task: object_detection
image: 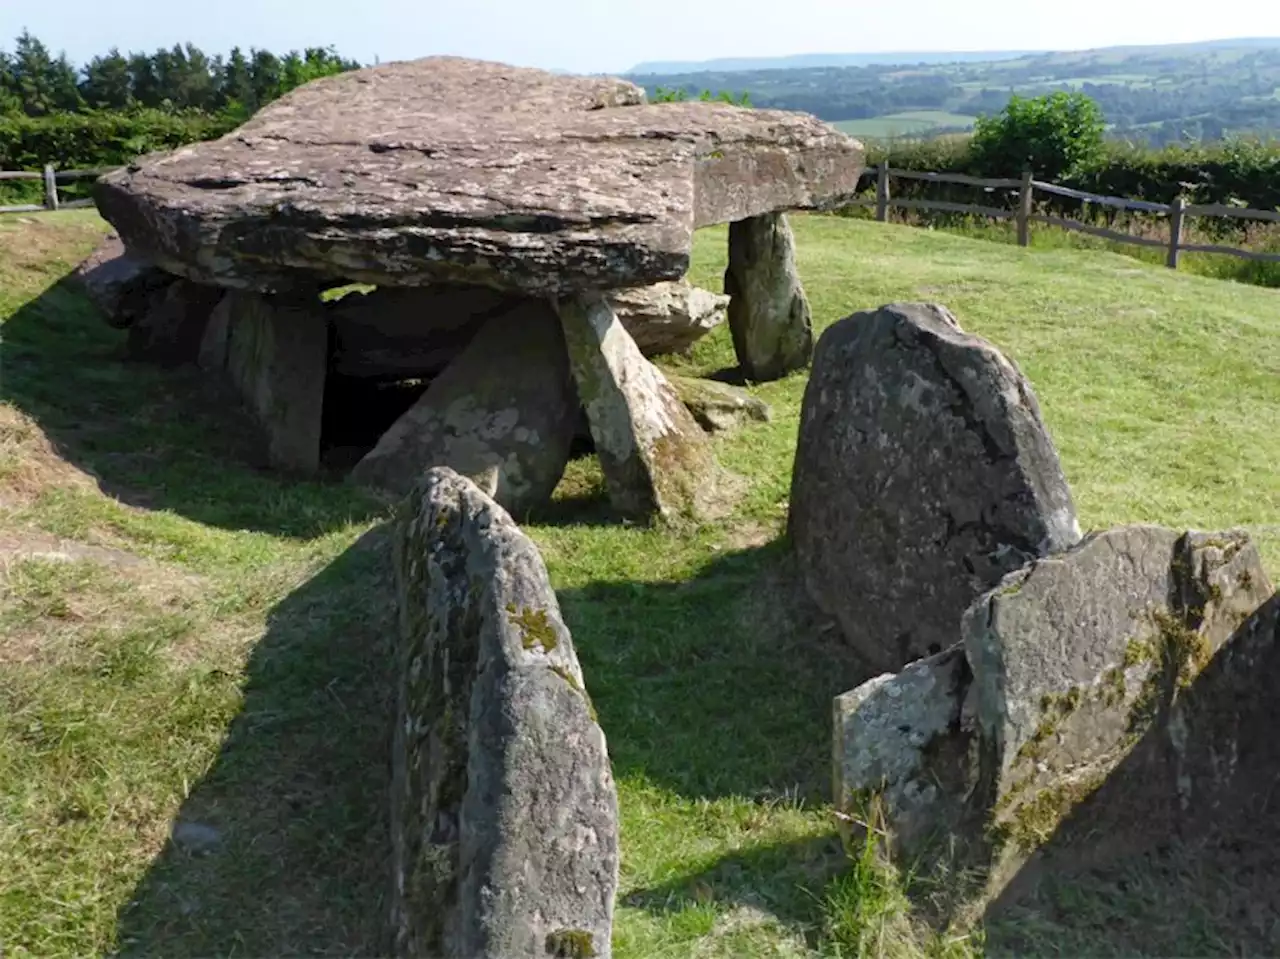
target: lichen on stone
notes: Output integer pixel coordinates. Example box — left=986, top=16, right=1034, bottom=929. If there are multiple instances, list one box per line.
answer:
left=507, top=602, right=559, bottom=652
left=545, top=928, right=596, bottom=958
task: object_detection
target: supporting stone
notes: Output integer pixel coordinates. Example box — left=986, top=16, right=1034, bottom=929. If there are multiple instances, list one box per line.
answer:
left=350, top=299, right=578, bottom=515
left=126, top=278, right=223, bottom=367
left=213, top=291, right=328, bottom=472
left=392, top=467, right=618, bottom=958
left=72, top=234, right=177, bottom=330
left=724, top=213, right=814, bottom=381
left=555, top=295, right=718, bottom=522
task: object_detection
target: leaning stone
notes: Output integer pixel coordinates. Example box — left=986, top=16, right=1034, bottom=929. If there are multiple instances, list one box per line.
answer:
left=556, top=294, right=719, bottom=521
left=608, top=280, right=729, bottom=356
left=834, top=645, right=975, bottom=859
left=93, top=57, right=863, bottom=294
left=668, top=374, right=771, bottom=434
left=126, top=278, right=224, bottom=367
left=392, top=467, right=618, bottom=959
left=724, top=213, right=814, bottom=381
left=218, top=292, right=328, bottom=472
left=71, top=234, right=176, bottom=329
left=350, top=299, right=578, bottom=514
left=789, top=302, right=1081, bottom=673
left=329, top=285, right=511, bottom=380
left=962, top=525, right=1273, bottom=892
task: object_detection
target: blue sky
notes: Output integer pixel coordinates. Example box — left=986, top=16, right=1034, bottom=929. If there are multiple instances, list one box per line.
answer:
left=3, top=0, right=1279, bottom=74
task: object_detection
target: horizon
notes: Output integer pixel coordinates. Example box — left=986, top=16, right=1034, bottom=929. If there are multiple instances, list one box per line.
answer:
left=2, top=0, right=1279, bottom=75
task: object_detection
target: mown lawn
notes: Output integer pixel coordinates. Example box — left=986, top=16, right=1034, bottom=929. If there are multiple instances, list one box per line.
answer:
left=0, top=210, right=1276, bottom=958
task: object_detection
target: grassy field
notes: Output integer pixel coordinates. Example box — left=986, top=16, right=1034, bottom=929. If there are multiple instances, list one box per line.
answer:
left=1, top=210, right=1277, bottom=958
left=834, top=111, right=975, bottom=139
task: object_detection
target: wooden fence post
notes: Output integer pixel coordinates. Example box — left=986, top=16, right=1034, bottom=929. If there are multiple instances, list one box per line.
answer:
left=1017, top=171, right=1034, bottom=247
left=875, top=160, right=890, bottom=222
left=1166, top=197, right=1185, bottom=269
left=42, top=164, right=58, bottom=211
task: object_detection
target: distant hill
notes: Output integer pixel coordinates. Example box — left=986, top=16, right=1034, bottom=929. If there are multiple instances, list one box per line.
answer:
left=628, top=51, right=1036, bottom=75
left=627, top=37, right=1280, bottom=76
left=627, top=37, right=1280, bottom=146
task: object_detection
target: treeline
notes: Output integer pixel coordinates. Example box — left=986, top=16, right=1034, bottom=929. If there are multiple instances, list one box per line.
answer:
left=0, top=30, right=360, bottom=117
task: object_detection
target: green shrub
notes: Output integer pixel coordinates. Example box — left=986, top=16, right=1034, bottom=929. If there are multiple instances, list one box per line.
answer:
left=970, top=92, right=1106, bottom=181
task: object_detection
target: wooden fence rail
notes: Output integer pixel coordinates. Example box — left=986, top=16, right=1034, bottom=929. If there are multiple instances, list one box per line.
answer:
left=0, top=165, right=117, bottom=214
left=863, top=160, right=1280, bottom=268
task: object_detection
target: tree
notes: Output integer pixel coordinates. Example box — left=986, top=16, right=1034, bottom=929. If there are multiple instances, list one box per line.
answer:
left=970, top=91, right=1106, bottom=180
left=81, top=49, right=133, bottom=109
left=9, top=29, right=82, bottom=115
left=220, top=47, right=256, bottom=110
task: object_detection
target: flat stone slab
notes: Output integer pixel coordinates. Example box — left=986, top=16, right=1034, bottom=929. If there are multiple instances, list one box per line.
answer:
left=351, top=299, right=578, bottom=514
left=93, top=57, right=863, bottom=294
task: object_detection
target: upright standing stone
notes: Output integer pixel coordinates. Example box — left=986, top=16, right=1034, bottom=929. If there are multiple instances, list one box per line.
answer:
left=724, top=213, right=814, bottom=381
left=350, top=299, right=578, bottom=515
left=556, top=295, right=718, bottom=522
left=212, top=292, right=328, bottom=472
left=790, top=303, right=1081, bottom=673
left=392, top=468, right=619, bottom=959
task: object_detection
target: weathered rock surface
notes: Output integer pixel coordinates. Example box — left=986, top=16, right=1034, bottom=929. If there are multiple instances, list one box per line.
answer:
left=350, top=300, right=578, bottom=513
left=790, top=302, right=1081, bottom=673
left=831, top=524, right=1276, bottom=901
left=724, top=213, right=813, bottom=381
left=204, top=291, right=328, bottom=471
left=834, top=646, right=974, bottom=857
left=93, top=57, right=863, bottom=294
left=608, top=280, right=729, bottom=356
left=557, top=295, right=719, bottom=521
left=71, top=234, right=176, bottom=329
left=965, top=526, right=1273, bottom=868
left=668, top=374, right=772, bottom=434
left=392, top=467, right=618, bottom=959
left=126, top=277, right=224, bottom=366
left=328, top=285, right=509, bottom=380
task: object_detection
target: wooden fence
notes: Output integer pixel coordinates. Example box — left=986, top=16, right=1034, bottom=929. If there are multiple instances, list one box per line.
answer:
left=0, top=165, right=117, bottom=214
left=849, top=161, right=1280, bottom=269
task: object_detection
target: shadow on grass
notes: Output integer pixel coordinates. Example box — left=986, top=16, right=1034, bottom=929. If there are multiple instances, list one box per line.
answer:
left=560, top=537, right=871, bottom=804
left=1, top=278, right=384, bottom=538
left=114, top=526, right=397, bottom=957
left=983, top=595, right=1280, bottom=958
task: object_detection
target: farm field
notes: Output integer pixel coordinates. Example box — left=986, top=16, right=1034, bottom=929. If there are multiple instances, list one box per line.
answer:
left=1, top=210, right=1277, bottom=957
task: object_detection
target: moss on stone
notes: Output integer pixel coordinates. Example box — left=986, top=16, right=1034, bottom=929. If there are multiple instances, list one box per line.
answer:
left=1153, top=608, right=1213, bottom=689
left=1018, top=685, right=1083, bottom=763
left=1002, top=770, right=1107, bottom=853
left=545, top=928, right=596, bottom=958
left=507, top=603, right=558, bottom=652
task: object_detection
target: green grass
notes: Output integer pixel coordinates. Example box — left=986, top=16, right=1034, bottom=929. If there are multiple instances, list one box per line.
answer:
left=1, top=209, right=1278, bottom=957
left=834, top=112, right=975, bottom=139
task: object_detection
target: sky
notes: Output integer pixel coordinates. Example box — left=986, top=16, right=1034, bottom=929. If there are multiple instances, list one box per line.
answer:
left=3, top=0, right=1280, bottom=75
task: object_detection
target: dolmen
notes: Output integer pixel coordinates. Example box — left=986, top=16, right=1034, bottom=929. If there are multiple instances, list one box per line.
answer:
left=88, top=56, right=865, bottom=521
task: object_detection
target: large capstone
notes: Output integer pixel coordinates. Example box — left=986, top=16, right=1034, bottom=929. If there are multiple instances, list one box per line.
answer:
left=350, top=299, right=578, bottom=515
left=92, top=57, right=863, bottom=295
left=832, top=524, right=1276, bottom=902
left=724, top=213, right=814, bottom=381
left=392, top=467, right=619, bottom=958
left=556, top=294, right=719, bottom=522
left=790, top=302, right=1081, bottom=673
